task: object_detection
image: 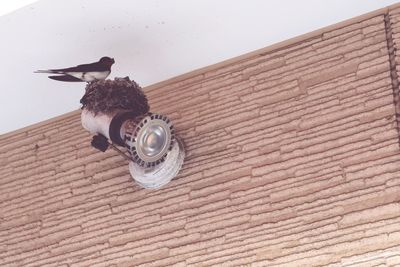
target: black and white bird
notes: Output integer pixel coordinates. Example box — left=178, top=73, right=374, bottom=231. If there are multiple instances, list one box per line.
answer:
left=35, top=56, right=115, bottom=82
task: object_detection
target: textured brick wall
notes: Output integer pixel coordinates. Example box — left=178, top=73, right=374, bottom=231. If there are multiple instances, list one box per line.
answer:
left=2, top=4, right=400, bottom=267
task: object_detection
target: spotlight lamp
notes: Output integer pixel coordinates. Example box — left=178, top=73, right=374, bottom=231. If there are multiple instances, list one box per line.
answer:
left=80, top=77, right=185, bottom=189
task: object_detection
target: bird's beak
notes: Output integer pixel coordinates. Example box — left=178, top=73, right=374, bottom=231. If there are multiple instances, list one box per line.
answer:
left=112, top=58, right=115, bottom=63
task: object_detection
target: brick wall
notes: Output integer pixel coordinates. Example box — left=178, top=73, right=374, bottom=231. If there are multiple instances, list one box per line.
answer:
left=2, top=4, right=400, bottom=267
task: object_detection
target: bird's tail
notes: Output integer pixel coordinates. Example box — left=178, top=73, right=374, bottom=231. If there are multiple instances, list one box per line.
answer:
left=48, top=75, right=83, bottom=82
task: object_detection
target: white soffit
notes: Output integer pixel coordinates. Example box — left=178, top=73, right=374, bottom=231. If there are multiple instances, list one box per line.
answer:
left=0, top=0, right=38, bottom=17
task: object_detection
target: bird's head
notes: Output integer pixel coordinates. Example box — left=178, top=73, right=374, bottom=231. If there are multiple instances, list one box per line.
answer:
left=99, top=56, right=115, bottom=66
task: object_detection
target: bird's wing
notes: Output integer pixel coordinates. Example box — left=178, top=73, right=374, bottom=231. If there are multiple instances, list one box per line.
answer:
left=54, top=62, right=109, bottom=73
left=34, top=69, right=60, bottom=74
left=48, top=75, right=84, bottom=82
left=35, top=61, right=109, bottom=74
left=50, top=62, right=95, bottom=72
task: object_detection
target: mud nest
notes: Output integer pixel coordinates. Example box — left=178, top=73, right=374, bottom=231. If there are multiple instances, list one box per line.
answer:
left=80, top=77, right=150, bottom=116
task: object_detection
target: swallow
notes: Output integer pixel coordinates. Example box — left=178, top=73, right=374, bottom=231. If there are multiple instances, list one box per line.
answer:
left=35, top=56, right=115, bottom=82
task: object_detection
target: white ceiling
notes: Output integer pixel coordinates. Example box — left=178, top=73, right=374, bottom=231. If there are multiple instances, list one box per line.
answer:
left=0, top=0, right=38, bottom=16
left=0, top=0, right=398, bottom=134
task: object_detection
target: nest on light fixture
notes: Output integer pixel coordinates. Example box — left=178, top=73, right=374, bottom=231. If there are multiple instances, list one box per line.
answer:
left=79, top=76, right=185, bottom=189
left=80, top=77, right=149, bottom=116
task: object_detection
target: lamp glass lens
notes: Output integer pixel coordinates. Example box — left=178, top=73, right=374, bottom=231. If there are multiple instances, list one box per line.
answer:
left=140, top=125, right=167, bottom=157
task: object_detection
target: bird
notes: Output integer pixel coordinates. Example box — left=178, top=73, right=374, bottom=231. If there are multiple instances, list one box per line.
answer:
left=35, top=56, right=115, bottom=82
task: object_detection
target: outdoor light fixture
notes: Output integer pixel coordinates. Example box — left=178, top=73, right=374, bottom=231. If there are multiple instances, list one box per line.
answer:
left=80, top=77, right=185, bottom=189
left=125, top=113, right=185, bottom=188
